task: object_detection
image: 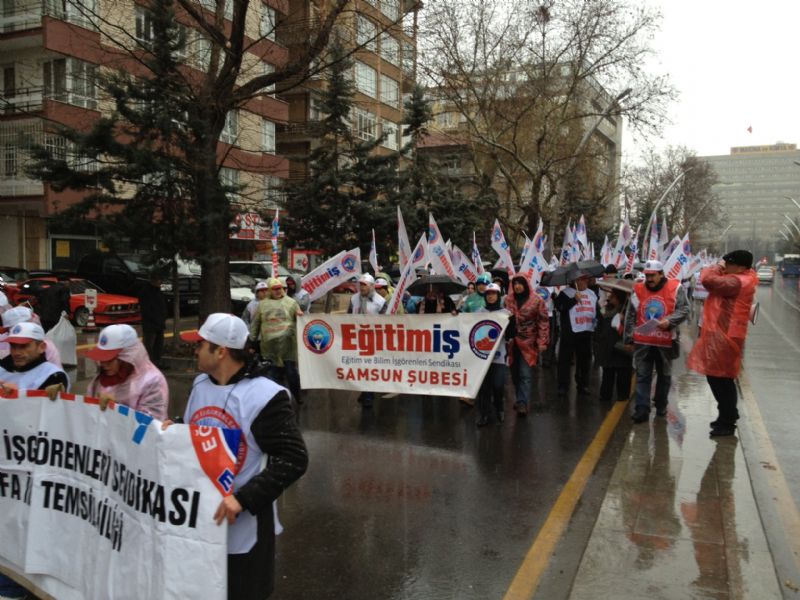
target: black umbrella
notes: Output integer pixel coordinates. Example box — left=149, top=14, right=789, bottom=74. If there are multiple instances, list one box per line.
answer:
left=597, top=278, right=635, bottom=294
left=540, top=260, right=606, bottom=287
left=575, top=260, right=606, bottom=277
left=406, top=274, right=466, bottom=297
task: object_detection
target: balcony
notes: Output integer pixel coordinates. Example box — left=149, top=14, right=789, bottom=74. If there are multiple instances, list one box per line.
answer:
left=0, top=0, right=95, bottom=34
left=0, top=85, right=97, bottom=115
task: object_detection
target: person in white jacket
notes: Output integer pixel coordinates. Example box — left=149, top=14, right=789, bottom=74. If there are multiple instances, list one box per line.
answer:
left=84, top=324, right=169, bottom=420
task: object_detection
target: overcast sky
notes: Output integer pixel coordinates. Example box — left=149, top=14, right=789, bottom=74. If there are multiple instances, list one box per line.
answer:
left=626, top=0, right=800, bottom=163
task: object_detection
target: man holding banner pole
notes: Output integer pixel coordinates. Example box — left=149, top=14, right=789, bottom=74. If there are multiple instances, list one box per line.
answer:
left=175, top=314, right=308, bottom=600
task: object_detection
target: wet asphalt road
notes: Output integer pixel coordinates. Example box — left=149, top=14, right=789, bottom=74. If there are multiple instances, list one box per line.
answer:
left=742, top=274, right=800, bottom=506
left=69, top=331, right=621, bottom=600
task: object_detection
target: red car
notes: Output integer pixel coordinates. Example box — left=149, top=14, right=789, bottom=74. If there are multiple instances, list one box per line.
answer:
left=6, top=277, right=141, bottom=327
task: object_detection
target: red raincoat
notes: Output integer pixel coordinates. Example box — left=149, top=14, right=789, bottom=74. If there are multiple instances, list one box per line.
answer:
left=687, top=265, right=758, bottom=378
left=505, top=279, right=550, bottom=367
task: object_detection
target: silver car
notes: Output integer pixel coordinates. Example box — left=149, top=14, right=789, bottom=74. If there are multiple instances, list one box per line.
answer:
left=757, top=266, right=774, bottom=284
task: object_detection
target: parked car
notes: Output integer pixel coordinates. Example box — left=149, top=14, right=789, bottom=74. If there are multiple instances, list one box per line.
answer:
left=76, top=251, right=201, bottom=313
left=230, top=273, right=255, bottom=313
left=7, top=277, right=140, bottom=327
left=757, top=266, right=774, bottom=285
left=0, top=266, right=31, bottom=288
left=230, top=261, right=302, bottom=281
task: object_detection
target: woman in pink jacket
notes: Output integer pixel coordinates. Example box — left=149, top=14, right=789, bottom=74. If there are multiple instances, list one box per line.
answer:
left=85, top=324, right=169, bottom=420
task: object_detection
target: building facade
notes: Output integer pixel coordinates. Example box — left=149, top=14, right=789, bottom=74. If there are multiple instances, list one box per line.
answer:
left=701, top=143, right=800, bottom=258
left=0, top=0, right=289, bottom=270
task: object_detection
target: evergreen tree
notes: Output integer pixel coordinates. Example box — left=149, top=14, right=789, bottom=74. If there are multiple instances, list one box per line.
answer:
left=284, top=42, right=398, bottom=259
left=395, top=85, right=496, bottom=251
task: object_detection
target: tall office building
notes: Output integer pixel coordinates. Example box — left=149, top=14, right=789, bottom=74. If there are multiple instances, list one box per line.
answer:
left=701, top=143, right=800, bottom=257
left=0, top=0, right=289, bottom=269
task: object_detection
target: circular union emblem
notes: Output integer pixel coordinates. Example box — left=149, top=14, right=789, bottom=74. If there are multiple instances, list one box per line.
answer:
left=469, top=320, right=503, bottom=360
left=99, top=335, right=109, bottom=347
left=428, top=225, right=438, bottom=244
left=644, top=297, right=666, bottom=321
left=683, top=240, right=692, bottom=254
left=413, top=244, right=425, bottom=261
left=536, top=287, right=550, bottom=301
left=341, top=253, right=358, bottom=273
left=303, top=320, right=334, bottom=354
left=11, top=325, right=22, bottom=335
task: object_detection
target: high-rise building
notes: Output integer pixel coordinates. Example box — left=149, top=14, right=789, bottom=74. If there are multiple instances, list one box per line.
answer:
left=0, top=0, right=289, bottom=269
left=701, top=143, right=800, bottom=257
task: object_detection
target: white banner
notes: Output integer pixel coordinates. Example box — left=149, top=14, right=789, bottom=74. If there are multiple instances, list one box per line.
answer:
left=300, top=248, right=362, bottom=302
left=297, top=313, right=510, bottom=398
left=428, top=214, right=458, bottom=280
left=0, top=391, right=232, bottom=600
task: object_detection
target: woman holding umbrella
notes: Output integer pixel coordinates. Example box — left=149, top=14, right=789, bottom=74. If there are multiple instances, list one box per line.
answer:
left=554, top=270, right=597, bottom=396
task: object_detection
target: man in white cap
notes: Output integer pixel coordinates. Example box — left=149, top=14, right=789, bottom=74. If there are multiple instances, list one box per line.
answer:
left=0, top=322, right=69, bottom=397
left=0, top=305, right=62, bottom=367
left=175, top=313, right=307, bottom=600
left=249, top=278, right=303, bottom=404
left=347, top=273, right=385, bottom=408
left=374, top=277, right=403, bottom=314
left=623, top=259, right=689, bottom=423
left=83, top=324, right=169, bottom=420
left=242, top=280, right=269, bottom=326
left=348, top=273, right=385, bottom=315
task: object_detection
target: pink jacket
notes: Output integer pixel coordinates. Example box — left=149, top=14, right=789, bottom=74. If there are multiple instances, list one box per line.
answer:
left=87, top=340, right=169, bottom=420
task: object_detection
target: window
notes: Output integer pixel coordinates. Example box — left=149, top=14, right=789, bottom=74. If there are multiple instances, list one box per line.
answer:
left=1, top=144, right=17, bottom=177
left=261, top=62, right=275, bottom=95
left=309, top=95, right=324, bottom=121
left=380, top=120, right=398, bottom=150
left=379, top=33, right=399, bottom=65
left=381, top=0, right=398, bottom=20
left=219, top=167, right=239, bottom=198
left=353, top=107, right=376, bottom=141
left=47, top=0, right=96, bottom=28
left=265, top=175, right=284, bottom=208
left=262, top=119, right=275, bottom=153
left=260, top=7, right=276, bottom=41
left=380, top=74, right=399, bottom=108
left=43, top=58, right=96, bottom=109
left=194, top=34, right=212, bottom=71
left=356, top=15, right=376, bottom=51
left=355, top=61, right=376, bottom=98
left=402, top=40, right=414, bottom=73
left=220, top=109, right=238, bottom=144
left=135, top=6, right=153, bottom=43
left=224, top=0, right=232, bottom=20
left=2, top=66, right=15, bottom=99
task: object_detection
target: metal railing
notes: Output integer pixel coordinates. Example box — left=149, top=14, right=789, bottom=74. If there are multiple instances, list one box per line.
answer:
left=0, top=0, right=95, bottom=33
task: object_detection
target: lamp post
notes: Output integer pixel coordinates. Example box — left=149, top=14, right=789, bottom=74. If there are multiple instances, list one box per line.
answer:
left=720, top=223, right=733, bottom=254
left=785, top=195, right=800, bottom=211
left=781, top=223, right=797, bottom=240
left=549, top=87, right=633, bottom=254
left=783, top=214, right=800, bottom=237
left=641, top=167, right=694, bottom=258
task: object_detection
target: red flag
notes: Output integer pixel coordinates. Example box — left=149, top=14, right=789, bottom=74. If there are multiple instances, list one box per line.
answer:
left=746, top=125, right=752, bottom=134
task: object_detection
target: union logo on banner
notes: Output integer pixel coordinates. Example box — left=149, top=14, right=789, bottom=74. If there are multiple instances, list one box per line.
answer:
left=190, top=424, right=241, bottom=496
left=469, top=320, right=504, bottom=360
left=644, top=297, right=666, bottom=321
left=428, top=224, right=439, bottom=244
left=341, top=253, right=358, bottom=272
left=303, top=320, right=334, bottom=354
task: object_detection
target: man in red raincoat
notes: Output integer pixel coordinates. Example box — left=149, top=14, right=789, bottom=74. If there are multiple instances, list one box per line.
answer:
left=687, top=250, right=758, bottom=437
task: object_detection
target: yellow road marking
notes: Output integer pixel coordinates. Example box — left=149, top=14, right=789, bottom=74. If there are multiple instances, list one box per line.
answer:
left=503, top=400, right=628, bottom=600
left=738, top=370, right=800, bottom=571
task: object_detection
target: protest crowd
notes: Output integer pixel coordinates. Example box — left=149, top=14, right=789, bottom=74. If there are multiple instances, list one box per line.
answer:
left=0, top=208, right=760, bottom=600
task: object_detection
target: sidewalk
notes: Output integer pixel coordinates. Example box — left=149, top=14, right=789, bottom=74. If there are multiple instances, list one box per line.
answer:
left=568, top=368, right=782, bottom=599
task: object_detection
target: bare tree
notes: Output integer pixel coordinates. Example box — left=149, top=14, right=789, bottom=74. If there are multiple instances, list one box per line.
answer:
left=622, top=146, right=724, bottom=250
left=418, top=0, right=674, bottom=248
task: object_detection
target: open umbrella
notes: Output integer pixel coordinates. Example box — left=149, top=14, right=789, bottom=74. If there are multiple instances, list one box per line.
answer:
left=406, top=275, right=465, bottom=297
left=597, top=277, right=635, bottom=294
left=540, top=260, right=606, bottom=287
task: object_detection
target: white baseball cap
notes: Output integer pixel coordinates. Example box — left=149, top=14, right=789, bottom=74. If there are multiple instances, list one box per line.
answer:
left=359, top=273, right=375, bottom=285
left=643, top=260, right=664, bottom=274
left=374, top=277, right=388, bottom=288
left=6, top=321, right=45, bottom=344
left=180, top=313, right=249, bottom=349
left=485, top=283, right=502, bottom=293
left=2, top=306, right=33, bottom=329
left=254, top=281, right=269, bottom=291
left=85, top=324, right=139, bottom=361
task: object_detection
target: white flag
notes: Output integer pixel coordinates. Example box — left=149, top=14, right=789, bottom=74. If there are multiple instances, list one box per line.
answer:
left=647, top=215, right=660, bottom=261
left=452, top=245, right=479, bottom=285
left=410, top=233, right=428, bottom=271
left=301, top=248, right=362, bottom=302
left=658, top=215, right=670, bottom=261
left=472, top=231, right=484, bottom=274
left=369, top=229, right=380, bottom=274
left=491, top=219, right=516, bottom=276
left=519, top=218, right=547, bottom=285
left=397, top=206, right=412, bottom=271
left=428, top=214, right=458, bottom=279
left=663, top=233, right=691, bottom=280
left=625, top=225, right=641, bottom=274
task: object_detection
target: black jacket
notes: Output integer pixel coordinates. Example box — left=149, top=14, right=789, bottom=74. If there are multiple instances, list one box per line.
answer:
left=138, top=282, right=167, bottom=330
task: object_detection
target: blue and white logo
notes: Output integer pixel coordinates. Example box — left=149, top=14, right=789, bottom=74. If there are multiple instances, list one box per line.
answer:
left=469, top=320, right=503, bottom=360
left=303, top=320, right=334, bottom=354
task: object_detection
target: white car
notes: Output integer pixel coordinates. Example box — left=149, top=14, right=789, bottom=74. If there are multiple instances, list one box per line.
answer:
left=230, top=273, right=255, bottom=312
left=757, top=266, right=774, bottom=284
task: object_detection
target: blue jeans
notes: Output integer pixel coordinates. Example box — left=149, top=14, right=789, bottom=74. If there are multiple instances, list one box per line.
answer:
left=479, top=363, right=507, bottom=419
left=510, top=346, right=536, bottom=407
left=633, top=345, right=672, bottom=413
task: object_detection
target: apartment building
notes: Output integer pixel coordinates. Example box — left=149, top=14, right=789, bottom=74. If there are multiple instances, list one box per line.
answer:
left=0, top=0, right=289, bottom=269
left=276, top=0, right=418, bottom=185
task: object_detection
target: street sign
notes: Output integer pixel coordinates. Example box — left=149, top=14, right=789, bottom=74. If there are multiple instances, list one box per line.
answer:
left=85, top=288, right=97, bottom=311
